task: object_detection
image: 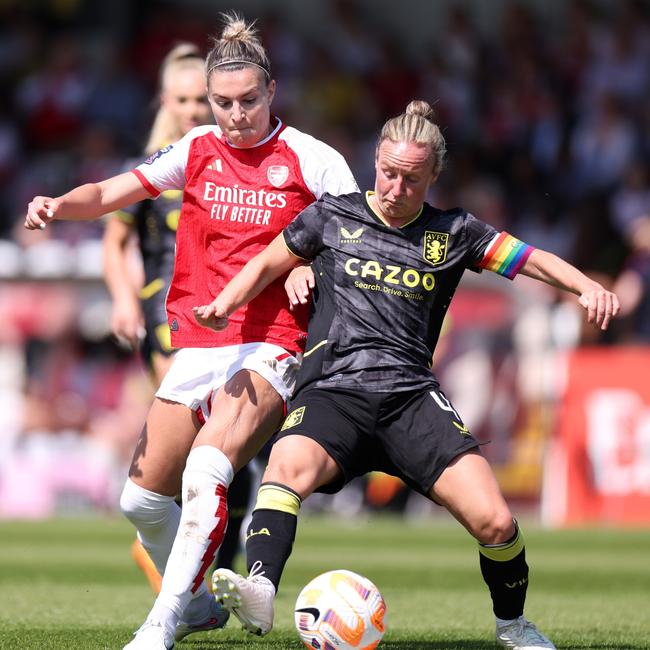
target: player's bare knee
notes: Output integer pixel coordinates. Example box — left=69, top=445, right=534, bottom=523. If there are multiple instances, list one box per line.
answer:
left=465, top=502, right=513, bottom=543
left=266, top=456, right=311, bottom=485
left=474, top=510, right=516, bottom=545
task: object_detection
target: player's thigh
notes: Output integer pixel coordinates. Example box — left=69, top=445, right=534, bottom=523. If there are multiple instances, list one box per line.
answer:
left=274, top=387, right=375, bottom=495
left=378, top=387, right=479, bottom=497
left=128, top=396, right=200, bottom=496
left=193, top=368, right=284, bottom=472
left=263, top=434, right=342, bottom=499
left=430, top=449, right=514, bottom=544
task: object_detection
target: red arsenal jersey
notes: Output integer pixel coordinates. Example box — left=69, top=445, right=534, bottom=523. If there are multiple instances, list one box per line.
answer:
left=132, top=118, right=358, bottom=351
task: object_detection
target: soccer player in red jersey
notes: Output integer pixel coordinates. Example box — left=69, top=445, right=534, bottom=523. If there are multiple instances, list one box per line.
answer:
left=104, top=41, right=211, bottom=599
left=25, top=12, right=358, bottom=650
left=103, top=42, right=255, bottom=600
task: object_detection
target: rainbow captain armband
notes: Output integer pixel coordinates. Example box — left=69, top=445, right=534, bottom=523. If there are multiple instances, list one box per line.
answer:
left=479, top=232, right=534, bottom=280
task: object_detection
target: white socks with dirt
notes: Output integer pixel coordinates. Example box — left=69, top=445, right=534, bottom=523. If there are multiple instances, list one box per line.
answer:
left=147, top=445, right=234, bottom=634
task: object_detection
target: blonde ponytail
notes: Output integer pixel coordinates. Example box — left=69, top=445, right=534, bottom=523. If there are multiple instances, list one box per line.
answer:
left=144, top=43, right=205, bottom=155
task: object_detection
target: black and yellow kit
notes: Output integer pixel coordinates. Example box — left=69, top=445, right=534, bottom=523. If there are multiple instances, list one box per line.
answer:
left=278, top=191, right=502, bottom=494
left=249, top=192, right=532, bottom=619
left=115, top=188, right=181, bottom=364
left=283, top=191, right=499, bottom=394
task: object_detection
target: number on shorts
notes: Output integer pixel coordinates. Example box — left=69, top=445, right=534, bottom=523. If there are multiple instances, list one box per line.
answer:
left=429, top=389, right=461, bottom=421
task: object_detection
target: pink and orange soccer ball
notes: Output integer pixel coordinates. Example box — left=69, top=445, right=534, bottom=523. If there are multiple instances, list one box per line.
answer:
left=294, top=569, right=387, bottom=649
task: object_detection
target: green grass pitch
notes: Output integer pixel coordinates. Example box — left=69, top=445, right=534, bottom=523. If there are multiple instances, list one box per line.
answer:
left=0, top=514, right=648, bottom=649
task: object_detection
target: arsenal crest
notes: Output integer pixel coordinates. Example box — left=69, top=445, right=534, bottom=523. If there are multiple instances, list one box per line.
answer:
left=423, top=231, right=449, bottom=265
left=267, top=165, right=289, bottom=187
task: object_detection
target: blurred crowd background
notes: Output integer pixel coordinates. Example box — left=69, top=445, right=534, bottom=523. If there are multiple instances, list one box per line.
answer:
left=1, top=0, right=649, bottom=521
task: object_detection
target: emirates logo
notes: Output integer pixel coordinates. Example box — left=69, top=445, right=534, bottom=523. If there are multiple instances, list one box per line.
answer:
left=267, top=165, right=289, bottom=187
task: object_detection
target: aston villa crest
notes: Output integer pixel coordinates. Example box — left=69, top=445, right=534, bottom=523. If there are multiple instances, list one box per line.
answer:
left=423, top=231, right=448, bottom=265
left=267, top=165, right=289, bottom=187
left=281, top=406, right=305, bottom=431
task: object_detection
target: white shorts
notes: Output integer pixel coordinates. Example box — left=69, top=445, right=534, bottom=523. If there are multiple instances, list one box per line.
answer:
left=156, top=343, right=302, bottom=422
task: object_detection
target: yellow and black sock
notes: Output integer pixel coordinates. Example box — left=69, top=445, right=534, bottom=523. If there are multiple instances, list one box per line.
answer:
left=478, top=520, right=528, bottom=620
left=245, top=482, right=301, bottom=592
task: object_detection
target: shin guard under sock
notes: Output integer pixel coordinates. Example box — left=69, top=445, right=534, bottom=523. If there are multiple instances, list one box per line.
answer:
left=151, top=445, right=233, bottom=628
left=479, top=521, right=529, bottom=620
left=245, top=482, right=301, bottom=592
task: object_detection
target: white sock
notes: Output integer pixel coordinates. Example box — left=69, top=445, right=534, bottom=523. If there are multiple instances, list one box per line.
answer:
left=149, top=445, right=234, bottom=632
left=496, top=615, right=521, bottom=626
left=119, top=478, right=181, bottom=575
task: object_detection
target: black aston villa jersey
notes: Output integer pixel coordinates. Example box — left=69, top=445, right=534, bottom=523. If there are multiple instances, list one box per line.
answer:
left=283, top=192, right=509, bottom=393
left=114, top=189, right=180, bottom=329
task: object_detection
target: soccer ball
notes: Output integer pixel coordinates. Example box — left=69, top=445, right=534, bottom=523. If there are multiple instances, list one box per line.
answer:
left=294, top=569, right=387, bottom=649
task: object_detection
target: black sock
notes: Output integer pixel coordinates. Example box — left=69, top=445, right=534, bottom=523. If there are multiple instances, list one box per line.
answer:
left=479, top=522, right=529, bottom=620
left=245, top=482, right=301, bottom=592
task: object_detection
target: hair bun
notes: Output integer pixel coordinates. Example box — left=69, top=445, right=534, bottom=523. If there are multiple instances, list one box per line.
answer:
left=206, top=11, right=271, bottom=79
left=405, top=100, right=434, bottom=122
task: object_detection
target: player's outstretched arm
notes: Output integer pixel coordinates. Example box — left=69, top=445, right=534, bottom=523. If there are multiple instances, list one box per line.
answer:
left=24, top=172, right=151, bottom=230
left=519, top=248, right=620, bottom=330
left=193, top=234, right=302, bottom=331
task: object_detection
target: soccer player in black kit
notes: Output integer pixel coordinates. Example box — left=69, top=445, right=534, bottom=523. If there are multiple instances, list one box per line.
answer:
left=194, top=100, right=620, bottom=649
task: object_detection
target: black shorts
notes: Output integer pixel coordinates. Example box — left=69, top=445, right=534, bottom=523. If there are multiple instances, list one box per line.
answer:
left=276, top=386, right=480, bottom=497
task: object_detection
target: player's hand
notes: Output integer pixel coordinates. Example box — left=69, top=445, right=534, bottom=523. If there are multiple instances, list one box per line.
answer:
left=193, top=302, right=229, bottom=331
left=25, top=197, right=59, bottom=230
left=285, top=264, right=314, bottom=310
left=111, top=298, right=145, bottom=349
left=578, top=286, right=620, bottom=330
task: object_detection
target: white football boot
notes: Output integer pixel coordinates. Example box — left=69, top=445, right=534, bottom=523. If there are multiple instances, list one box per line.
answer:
left=212, top=561, right=275, bottom=636
left=496, top=616, right=556, bottom=649
left=174, top=592, right=230, bottom=642
left=123, top=621, right=174, bottom=650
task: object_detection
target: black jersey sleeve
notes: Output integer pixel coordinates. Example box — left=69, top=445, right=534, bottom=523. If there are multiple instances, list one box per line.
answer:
left=462, top=213, right=536, bottom=279
left=282, top=200, right=327, bottom=261
left=462, top=212, right=500, bottom=271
